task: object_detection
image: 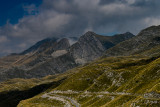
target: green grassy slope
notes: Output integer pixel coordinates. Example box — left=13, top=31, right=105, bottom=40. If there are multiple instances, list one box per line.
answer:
left=5, top=25, right=160, bottom=106
left=18, top=47, right=160, bottom=107
left=0, top=70, right=77, bottom=107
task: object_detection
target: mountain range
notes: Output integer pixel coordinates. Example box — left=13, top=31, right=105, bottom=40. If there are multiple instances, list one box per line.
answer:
left=0, top=25, right=160, bottom=107
left=0, top=31, right=134, bottom=82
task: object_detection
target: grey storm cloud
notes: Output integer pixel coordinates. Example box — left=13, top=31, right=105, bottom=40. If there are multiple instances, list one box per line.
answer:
left=0, top=0, right=160, bottom=56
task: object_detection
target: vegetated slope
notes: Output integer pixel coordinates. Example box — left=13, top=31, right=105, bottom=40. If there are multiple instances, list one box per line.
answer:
left=18, top=45, right=160, bottom=107
left=105, top=25, right=160, bottom=57
left=0, top=32, right=133, bottom=82
left=0, top=69, right=75, bottom=107
left=95, top=32, right=134, bottom=49
left=17, top=25, right=160, bottom=107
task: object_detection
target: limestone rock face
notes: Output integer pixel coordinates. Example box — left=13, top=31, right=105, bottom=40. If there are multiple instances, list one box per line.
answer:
left=52, top=50, right=68, bottom=58
left=69, top=31, right=105, bottom=64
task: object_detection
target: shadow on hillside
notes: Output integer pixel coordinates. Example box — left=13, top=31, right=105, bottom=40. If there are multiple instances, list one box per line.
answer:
left=0, top=79, right=65, bottom=107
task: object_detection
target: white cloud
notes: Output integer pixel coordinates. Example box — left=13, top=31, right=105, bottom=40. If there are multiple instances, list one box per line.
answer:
left=144, top=17, right=160, bottom=26
left=126, top=0, right=136, bottom=5
left=0, top=0, right=160, bottom=56
left=0, top=36, right=8, bottom=43
left=18, top=43, right=27, bottom=48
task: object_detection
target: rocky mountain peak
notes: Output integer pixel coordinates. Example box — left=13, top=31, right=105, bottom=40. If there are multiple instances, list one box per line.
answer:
left=78, top=31, right=97, bottom=43
left=85, top=31, right=96, bottom=35
left=54, top=38, right=70, bottom=50
left=81, top=31, right=96, bottom=38
left=137, top=25, right=160, bottom=37
left=57, top=38, right=69, bottom=44
left=20, top=37, right=58, bottom=55
left=123, top=32, right=134, bottom=37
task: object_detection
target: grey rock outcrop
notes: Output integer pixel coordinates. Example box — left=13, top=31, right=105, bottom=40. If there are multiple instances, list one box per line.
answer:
left=69, top=31, right=105, bottom=64
left=0, top=31, right=134, bottom=82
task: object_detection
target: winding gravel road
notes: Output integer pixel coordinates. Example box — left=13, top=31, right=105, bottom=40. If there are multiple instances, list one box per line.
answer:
left=41, top=93, right=80, bottom=107
left=41, top=90, right=160, bottom=106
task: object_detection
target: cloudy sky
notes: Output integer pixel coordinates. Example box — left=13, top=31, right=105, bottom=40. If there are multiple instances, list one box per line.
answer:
left=0, top=0, right=160, bottom=56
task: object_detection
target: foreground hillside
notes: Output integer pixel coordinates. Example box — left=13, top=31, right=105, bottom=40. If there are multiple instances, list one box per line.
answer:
left=18, top=46, right=160, bottom=107
left=0, top=70, right=76, bottom=107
